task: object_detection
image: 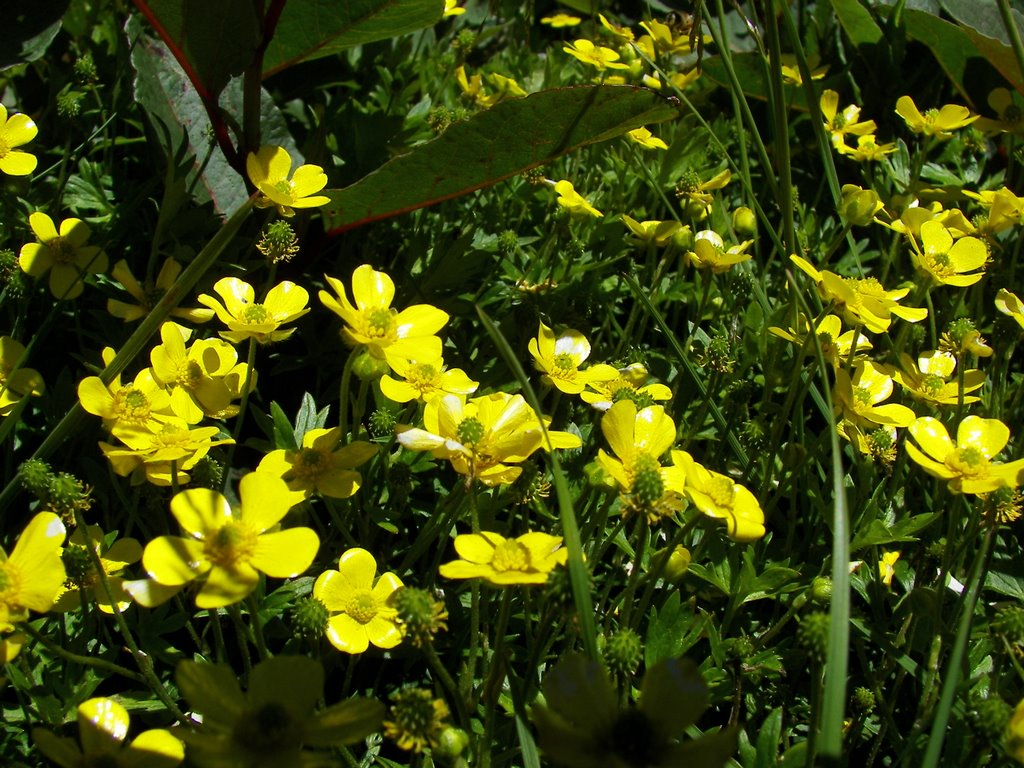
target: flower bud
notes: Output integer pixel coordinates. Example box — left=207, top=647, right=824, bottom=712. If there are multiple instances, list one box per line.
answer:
left=731, top=206, right=757, bottom=237
left=839, top=184, right=883, bottom=226
left=351, top=349, right=390, bottom=381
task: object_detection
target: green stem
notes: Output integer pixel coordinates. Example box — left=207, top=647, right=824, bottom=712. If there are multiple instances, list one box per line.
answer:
left=480, top=589, right=513, bottom=768
left=338, top=347, right=359, bottom=442
left=223, top=338, right=259, bottom=488
left=247, top=593, right=270, bottom=661
left=424, top=640, right=470, bottom=728
left=997, top=0, right=1024, bottom=95
left=20, top=622, right=145, bottom=683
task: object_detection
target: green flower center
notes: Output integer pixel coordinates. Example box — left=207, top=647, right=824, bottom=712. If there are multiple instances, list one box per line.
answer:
left=205, top=521, right=256, bottom=567
left=1005, top=104, right=1022, bottom=124
left=346, top=588, right=379, bottom=624
left=707, top=475, right=735, bottom=508
left=553, top=352, right=576, bottom=371
left=273, top=179, right=295, bottom=198
left=233, top=702, right=302, bottom=757
left=921, top=374, right=945, bottom=396
left=240, top=303, right=270, bottom=324
left=177, top=360, right=202, bottom=390
left=116, top=387, right=151, bottom=425
left=491, top=540, right=530, bottom=572
left=924, top=108, right=939, bottom=124
left=457, top=417, right=485, bottom=446
left=852, top=277, right=885, bottom=299
left=833, top=112, right=848, bottom=130
left=155, top=423, right=190, bottom=448
left=408, top=363, right=440, bottom=391
left=62, top=543, right=96, bottom=586
left=603, top=708, right=665, bottom=766
left=631, top=454, right=664, bottom=506
left=0, top=561, right=20, bottom=600
left=365, top=307, right=396, bottom=337
left=0, top=137, right=9, bottom=156
left=853, top=385, right=874, bottom=407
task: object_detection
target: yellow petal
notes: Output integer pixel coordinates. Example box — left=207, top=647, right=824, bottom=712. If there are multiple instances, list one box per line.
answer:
left=170, top=488, right=233, bottom=535
left=250, top=528, right=319, bottom=578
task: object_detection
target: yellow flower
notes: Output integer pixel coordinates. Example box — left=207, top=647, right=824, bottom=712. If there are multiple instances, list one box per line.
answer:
left=53, top=525, right=142, bottom=614
left=820, top=90, right=876, bottom=148
left=626, top=127, right=668, bottom=150
left=580, top=362, right=672, bottom=411
left=18, top=212, right=108, bottom=299
left=439, top=531, right=567, bottom=585
left=0, top=336, right=44, bottom=415
left=541, top=13, right=582, bottom=27
left=0, top=512, right=66, bottom=630
left=996, top=288, right=1024, bottom=329
left=199, top=276, right=310, bottom=344
left=675, top=168, right=730, bottom=220
left=107, top=257, right=214, bottom=324
left=882, top=201, right=976, bottom=241
left=397, top=392, right=581, bottom=486
left=0, top=104, right=38, bottom=176
left=834, top=361, right=915, bottom=446
left=641, top=69, right=701, bottom=92
left=596, top=401, right=686, bottom=521
left=454, top=67, right=526, bottom=109
left=552, top=179, right=603, bottom=217
left=836, top=133, right=898, bottom=162
left=964, top=186, right=1024, bottom=236
left=149, top=322, right=246, bottom=423
left=33, top=697, right=183, bottom=768
left=779, top=54, right=827, bottom=86
left=790, top=255, right=928, bottom=333
left=620, top=215, right=684, bottom=246
left=563, top=39, right=630, bottom=71
left=319, top=264, right=449, bottom=365
left=768, top=314, right=872, bottom=368
left=894, top=350, right=984, bottom=406
left=443, top=0, right=465, bottom=16
left=638, top=18, right=695, bottom=57
left=380, top=354, right=478, bottom=403
left=246, top=145, right=330, bottom=217
left=528, top=322, right=618, bottom=395
left=671, top=450, right=766, bottom=542
left=99, top=417, right=233, bottom=487
left=685, top=229, right=753, bottom=273
left=257, top=428, right=377, bottom=499
left=1008, top=697, right=1024, bottom=763
left=975, top=87, right=1024, bottom=135
left=895, top=95, right=978, bottom=139
left=140, top=473, right=316, bottom=608
left=839, top=184, right=884, bottom=227
left=598, top=13, right=635, bottom=43
left=910, top=220, right=987, bottom=287
left=906, top=416, right=1024, bottom=494
left=78, top=350, right=173, bottom=433
left=313, top=547, right=403, bottom=654
left=879, top=551, right=900, bottom=588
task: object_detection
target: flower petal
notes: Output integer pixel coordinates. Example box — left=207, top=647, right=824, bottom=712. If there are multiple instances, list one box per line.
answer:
left=250, top=528, right=319, bottom=578
left=170, top=488, right=233, bottom=536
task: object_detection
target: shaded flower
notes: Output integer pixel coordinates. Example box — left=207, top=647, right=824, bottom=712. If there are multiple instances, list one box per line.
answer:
left=246, top=146, right=330, bottom=217
left=396, top=392, right=580, bottom=486
left=820, top=90, right=876, bottom=148
left=975, top=87, right=1024, bottom=135
left=18, top=212, right=108, bottom=299
left=768, top=314, right=872, bottom=368
left=684, top=229, right=753, bottom=273
left=0, top=336, right=44, bottom=415
left=175, top=655, right=383, bottom=767
left=620, top=215, right=684, bottom=246
left=380, top=354, right=478, bottom=403
left=443, top=0, right=465, bottom=16
left=313, top=547, right=403, bottom=654
left=529, top=322, right=617, bottom=395
left=779, top=54, right=827, bottom=86
left=836, top=133, right=897, bottom=162
left=0, top=104, right=38, bottom=176
left=675, top=168, right=731, bottom=220
left=0, top=511, right=66, bottom=630
left=894, top=350, right=984, bottom=406
left=384, top=688, right=451, bottom=753
left=552, top=179, right=603, bottom=217
left=672, top=450, right=766, bottom=542
left=53, top=525, right=142, bottom=614
left=33, top=697, right=183, bottom=768
left=563, top=39, right=629, bottom=71
left=541, top=13, right=582, bottom=28
left=139, top=473, right=315, bottom=608
left=626, top=127, right=668, bottom=150
left=879, top=550, right=900, bottom=588
left=997, top=288, right=1024, bottom=329
left=909, top=220, right=987, bottom=287
left=257, top=428, right=377, bottom=499
left=639, top=18, right=695, bottom=57
left=107, top=258, right=214, bottom=323
left=319, top=264, right=448, bottom=365
left=198, top=277, right=310, bottom=345
left=581, top=363, right=672, bottom=411
left=895, top=95, right=978, bottom=139
left=439, top=531, right=567, bottom=585
left=906, top=415, right=1024, bottom=494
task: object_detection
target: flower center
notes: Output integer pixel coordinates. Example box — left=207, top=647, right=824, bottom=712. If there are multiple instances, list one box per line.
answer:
left=362, top=307, right=396, bottom=339
left=553, top=352, right=576, bottom=372
left=853, top=385, right=874, bottom=407
left=154, top=423, right=190, bottom=449
left=852, top=277, right=885, bottom=299
left=232, top=702, right=302, bottom=757
left=0, top=137, right=9, bottom=156
left=345, top=588, right=379, bottom=624
left=0, top=561, right=22, bottom=605
left=62, top=543, right=97, bottom=587
left=205, top=521, right=257, bottom=567
left=921, top=374, right=945, bottom=396
left=457, top=416, right=485, bottom=446
left=408, top=363, right=440, bottom=391
left=115, top=387, right=152, bottom=425
left=241, top=303, right=270, bottom=324
left=273, top=179, right=295, bottom=198
left=292, top=447, right=329, bottom=480
left=631, top=454, right=665, bottom=506
left=49, top=236, right=77, bottom=265
left=491, top=540, right=530, bottom=572
left=707, top=475, right=735, bottom=508
left=924, top=108, right=939, bottom=125
left=177, top=360, right=202, bottom=390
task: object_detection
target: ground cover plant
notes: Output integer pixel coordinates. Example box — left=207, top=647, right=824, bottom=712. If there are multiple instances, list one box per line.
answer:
left=3, top=0, right=1024, bottom=765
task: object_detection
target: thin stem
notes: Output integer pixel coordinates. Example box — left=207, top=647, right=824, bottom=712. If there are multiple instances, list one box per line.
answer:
left=223, top=338, right=259, bottom=488
left=20, top=622, right=145, bottom=683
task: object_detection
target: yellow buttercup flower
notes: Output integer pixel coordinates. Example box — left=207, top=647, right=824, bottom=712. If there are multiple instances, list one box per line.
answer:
left=620, top=215, right=684, bottom=246
left=0, top=104, right=38, bottom=176
left=596, top=401, right=686, bottom=521
left=975, top=87, right=1024, bottom=135
left=879, top=551, right=900, bottom=588
left=685, top=229, right=753, bottom=273
left=199, top=276, right=310, bottom=344
left=313, top=547, right=403, bottom=654
left=0, top=512, right=66, bottom=630
left=439, top=531, right=567, bottom=585
left=833, top=361, right=915, bottom=449
left=563, top=39, right=629, bottom=71
left=0, top=336, right=44, bottom=415
left=380, top=354, right=478, bottom=403
left=320, top=264, right=449, bottom=365
left=820, top=90, right=876, bottom=148
left=246, top=145, right=330, bottom=217
left=626, top=127, right=668, bottom=150
left=768, top=314, right=872, bottom=368
left=638, top=18, right=695, bottom=57
left=258, top=428, right=377, bottom=499
left=541, top=13, right=582, bottom=27
left=99, top=417, right=233, bottom=487
left=529, top=322, right=617, bottom=395
left=443, top=0, right=465, bottom=16
left=396, top=392, right=581, bottom=486
left=671, top=450, right=766, bottom=542
left=882, top=201, right=976, bottom=241
left=996, top=288, right=1024, bottom=329
left=779, top=54, right=827, bottom=86
left=964, top=186, right=1024, bottom=236
left=33, top=697, right=183, bottom=768
left=894, top=350, right=984, bottom=406
left=836, top=133, right=897, bottom=162
left=675, top=168, right=731, bottom=220
left=140, top=473, right=316, bottom=608
left=53, top=525, right=142, bottom=614
left=107, top=257, right=214, bottom=324
left=18, top=212, right=108, bottom=299
left=78, top=349, right=173, bottom=433
left=790, top=255, right=928, bottom=333
left=910, top=220, right=987, bottom=287
left=906, top=416, right=1024, bottom=494
left=895, top=95, right=978, bottom=139
left=581, top=362, right=672, bottom=411
left=552, top=179, right=603, bottom=217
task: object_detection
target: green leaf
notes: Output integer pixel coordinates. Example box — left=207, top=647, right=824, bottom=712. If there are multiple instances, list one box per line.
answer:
left=754, top=707, right=784, bottom=768
left=850, top=512, right=940, bottom=551
left=900, top=9, right=997, bottom=101
left=644, top=591, right=705, bottom=666
left=270, top=401, right=298, bottom=450
left=294, top=393, right=330, bottom=446
left=262, top=0, right=444, bottom=77
left=0, top=0, right=68, bottom=70
left=831, top=0, right=883, bottom=46
left=321, top=85, right=678, bottom=232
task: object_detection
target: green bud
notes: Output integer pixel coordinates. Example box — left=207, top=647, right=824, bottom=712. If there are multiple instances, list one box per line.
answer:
left=851, top=686, right=876, bottom=714
left=256, top=220, right=299, bottom=264
left=351, top=349, right=390, bottom=381
left=602, top=627, right=643, bottom=678
left=731, top=206, right=757, bottom=236
left=652, top=545, right=691, bottom=583
left=809, top=576, right=832, bottom=605
left=839, top=184, right=883, bottom=227
left=970, top=695, right=1012, bottom=742
left=291, top=596, right=330, bottom=641
left=20, top=458, right=54, bottom=498
left=434, top=727, right=470, bottom=760
left=369, top=407, right=398, bottom=437
left=797, top=611, right=830, bottom=662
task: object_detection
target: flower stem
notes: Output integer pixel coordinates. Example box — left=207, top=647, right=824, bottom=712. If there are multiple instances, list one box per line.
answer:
left=223, top=337, right=259, bottom=489
left=338, top=347, right=358, bottom=442
left=20, top=622, right=145, bottom=683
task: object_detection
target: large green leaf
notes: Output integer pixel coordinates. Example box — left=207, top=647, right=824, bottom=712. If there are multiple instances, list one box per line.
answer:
left=0, top=0, right=69, bottom=70
left=831, top=0, right=883, bottom=46
left=900, top=9, right=1001, bottom=102
left=321, top=85, right=678, bottom=232
left=262, top=0, right=443, bottom=77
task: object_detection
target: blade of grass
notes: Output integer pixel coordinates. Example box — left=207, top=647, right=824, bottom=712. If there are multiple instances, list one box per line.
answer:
left=475, top=305, right=598, bottom=660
